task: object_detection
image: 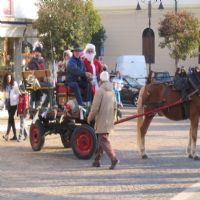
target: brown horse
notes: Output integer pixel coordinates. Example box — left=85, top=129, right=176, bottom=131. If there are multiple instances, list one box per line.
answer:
left=137, top=83, right=200, bottom=160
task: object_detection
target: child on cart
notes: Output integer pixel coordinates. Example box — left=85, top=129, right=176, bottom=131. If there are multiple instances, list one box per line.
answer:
left=17, top=83, right=29, bottom=142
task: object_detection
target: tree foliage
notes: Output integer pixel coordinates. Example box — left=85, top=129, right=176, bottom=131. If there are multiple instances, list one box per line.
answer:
left=91, top=26, right=107, bottom=57
left=34, top=0, right=101, bottom=60
left=158, top=11, right=200, bottom=67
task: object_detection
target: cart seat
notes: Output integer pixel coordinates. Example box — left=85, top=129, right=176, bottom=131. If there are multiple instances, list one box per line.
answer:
left=22, top=69, right=55, bottom=90
left=56, top=83, right=84, bottom=94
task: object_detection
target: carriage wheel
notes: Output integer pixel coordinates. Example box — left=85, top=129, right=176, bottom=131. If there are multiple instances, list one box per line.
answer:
left=71, top=124, right=97, bottom=160
left=30, top=120, right=45, bottom=151
left=60, top=134, right=71, bottom=148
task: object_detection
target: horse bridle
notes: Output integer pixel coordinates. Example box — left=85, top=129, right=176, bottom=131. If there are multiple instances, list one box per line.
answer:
left=144, top=83, right=169, bottom=108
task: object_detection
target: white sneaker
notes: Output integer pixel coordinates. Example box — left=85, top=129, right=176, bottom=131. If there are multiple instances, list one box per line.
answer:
left=17, top=138, right=22, bottom=142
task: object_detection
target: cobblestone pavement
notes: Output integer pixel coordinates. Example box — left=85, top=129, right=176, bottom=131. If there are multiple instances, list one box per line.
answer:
left=0, top=107, right=200, bottom=200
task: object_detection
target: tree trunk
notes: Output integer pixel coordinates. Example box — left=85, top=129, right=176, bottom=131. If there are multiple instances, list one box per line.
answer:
left=175, top=57, right=179, bottom=69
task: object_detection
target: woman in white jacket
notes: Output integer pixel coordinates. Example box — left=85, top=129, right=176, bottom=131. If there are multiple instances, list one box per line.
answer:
left=2, top=73, right=20, bottom=141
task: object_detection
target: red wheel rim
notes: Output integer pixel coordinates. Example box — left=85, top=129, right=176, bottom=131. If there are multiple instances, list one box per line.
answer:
left=30, top=125, right=40, bottom=146
left=75, top=131, right=93, bottom=156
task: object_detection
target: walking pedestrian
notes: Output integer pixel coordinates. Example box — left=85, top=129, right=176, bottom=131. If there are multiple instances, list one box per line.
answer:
left=2, top=73, right=20, bottom=141
left=87, top=71, right=119, bottom=170
left=17, top=83, right=29, bottom=142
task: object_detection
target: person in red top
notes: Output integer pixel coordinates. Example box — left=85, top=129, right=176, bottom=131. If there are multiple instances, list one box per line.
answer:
left=83, top=43, right=103, bottom=94
left=17, top=83, right=29, bottom=142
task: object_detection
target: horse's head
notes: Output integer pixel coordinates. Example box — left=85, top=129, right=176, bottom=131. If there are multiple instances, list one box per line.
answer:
left=142, top=83, right=167, bottom=107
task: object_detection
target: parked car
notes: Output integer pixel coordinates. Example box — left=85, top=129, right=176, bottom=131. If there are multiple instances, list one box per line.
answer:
left=154, top=71, right=173, bottom=84
left=111, top=74, right=142, bottom=106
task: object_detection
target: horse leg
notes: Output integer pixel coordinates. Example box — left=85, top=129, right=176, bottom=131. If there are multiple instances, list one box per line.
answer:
left=187, top=128, right=193, bottom=158
left=139, top=115, right=154, bottom=159
left=190, top=116, right=199, bottom=160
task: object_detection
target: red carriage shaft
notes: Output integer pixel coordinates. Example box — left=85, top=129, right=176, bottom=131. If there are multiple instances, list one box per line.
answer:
left=114, top=99, right=183, bottom=125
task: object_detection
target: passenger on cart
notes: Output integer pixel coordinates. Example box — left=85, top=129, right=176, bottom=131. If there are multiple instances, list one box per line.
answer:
left=57, top=49, right=72, bottom=83
left=83, top=43, right=102, bottom=95
left=27, top=42, right=56, bottom=111
left=65, top=43, right=92, bottom=110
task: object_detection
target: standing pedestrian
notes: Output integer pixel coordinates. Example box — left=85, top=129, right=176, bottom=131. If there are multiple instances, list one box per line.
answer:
left=112, top=71, right=124, bottom=108
left=174, top=67, right=189, bottom=101
left=17, top=83, right=29, bottom=142
left=2, top=73, right=20, bottom=141
left=87, top=71, right=119, bottom=170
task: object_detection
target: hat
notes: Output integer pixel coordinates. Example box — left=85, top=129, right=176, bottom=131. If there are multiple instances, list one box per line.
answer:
left=33, top=41, right=43, bottom=53
left=100, top=71, right=109, bottom=82
left=85, top=43, right=96, bottom=52
left=34, top=46, right=42, bottom=53
left=71, top=43, right=82, bottom=52
left=63, top=49, right=72, bottom=58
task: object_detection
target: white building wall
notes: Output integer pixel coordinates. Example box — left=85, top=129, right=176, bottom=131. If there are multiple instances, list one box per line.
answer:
left=13, top=0, right=38, bottom=19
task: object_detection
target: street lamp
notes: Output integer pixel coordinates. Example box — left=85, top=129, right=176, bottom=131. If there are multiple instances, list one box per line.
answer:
left=136, top=1, right=164, bottom=28
left=175, top=0, right=178, bottom=14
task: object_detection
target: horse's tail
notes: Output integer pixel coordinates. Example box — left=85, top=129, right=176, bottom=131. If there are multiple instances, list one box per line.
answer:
left=136, top=87, right=145, bottom=149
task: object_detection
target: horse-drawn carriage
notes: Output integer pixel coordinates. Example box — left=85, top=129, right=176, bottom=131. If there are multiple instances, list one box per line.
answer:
left=22, top=69, right=97, bottom=159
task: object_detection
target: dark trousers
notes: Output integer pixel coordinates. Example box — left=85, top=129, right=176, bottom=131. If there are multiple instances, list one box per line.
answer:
left=30, top=90, right=42, bottom=109
left=94, top=133, right=116, bottom=162
left=67, top=80, right=92, bottom=105
left=6, top=105, right=17, bottom=137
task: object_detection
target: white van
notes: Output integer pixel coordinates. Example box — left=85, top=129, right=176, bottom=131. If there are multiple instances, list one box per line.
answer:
left=116, top=55, right=147, bottom=86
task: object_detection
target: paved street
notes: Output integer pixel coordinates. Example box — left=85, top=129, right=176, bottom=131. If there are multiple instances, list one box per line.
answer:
left=0, top=107, right=200, bottom=200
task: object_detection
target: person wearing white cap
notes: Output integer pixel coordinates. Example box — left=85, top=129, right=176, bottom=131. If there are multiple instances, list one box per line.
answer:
left=87, top=71, right=119, bottom=170
left=83, top=43, right=103, bottom=94
left=63, top=49, right=72, bottom=68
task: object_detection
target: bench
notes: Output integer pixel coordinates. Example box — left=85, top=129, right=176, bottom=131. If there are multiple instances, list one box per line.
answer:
left=56, top=83, right=85, bottom=106
left=22, top=69, right=55, bottom=90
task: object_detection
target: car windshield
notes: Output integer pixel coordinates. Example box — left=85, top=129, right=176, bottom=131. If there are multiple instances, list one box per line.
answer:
left=123, top=76, right=140, bottom=87
left=155, top=72, right=172, bottom=82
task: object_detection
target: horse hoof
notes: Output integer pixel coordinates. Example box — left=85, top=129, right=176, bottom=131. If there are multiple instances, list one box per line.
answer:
left=142, top=154, right=148, bottom=159
left=188, top=154, right=193, bottom=159
left=193, top=156, right=199, bottom=160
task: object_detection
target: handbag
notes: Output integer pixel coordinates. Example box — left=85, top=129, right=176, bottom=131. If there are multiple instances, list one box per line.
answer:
left=5, top=98, right=11, bottom=110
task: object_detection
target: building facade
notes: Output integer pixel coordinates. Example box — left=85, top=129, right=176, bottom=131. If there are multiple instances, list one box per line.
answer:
left=0, top=0, right=200, bottom=86
left=94, top=0, right=200, bottom=75
left=0, top=0, right=37, bottom=86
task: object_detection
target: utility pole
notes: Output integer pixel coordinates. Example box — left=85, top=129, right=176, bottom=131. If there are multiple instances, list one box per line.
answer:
left=175, top=0, right=177, bottom=14
left=174, top=0, right=178, bottom=68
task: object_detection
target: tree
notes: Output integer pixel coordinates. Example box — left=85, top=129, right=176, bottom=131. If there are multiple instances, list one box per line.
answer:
left=158, top=11, right=200, bottom=68
left=34, top=0, right=101, bottom=60
left=91, top=25, right=107, bottom=57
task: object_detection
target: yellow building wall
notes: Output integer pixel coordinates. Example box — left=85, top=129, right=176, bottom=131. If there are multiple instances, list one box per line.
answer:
left=98, top=7, right=200, bottom=75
